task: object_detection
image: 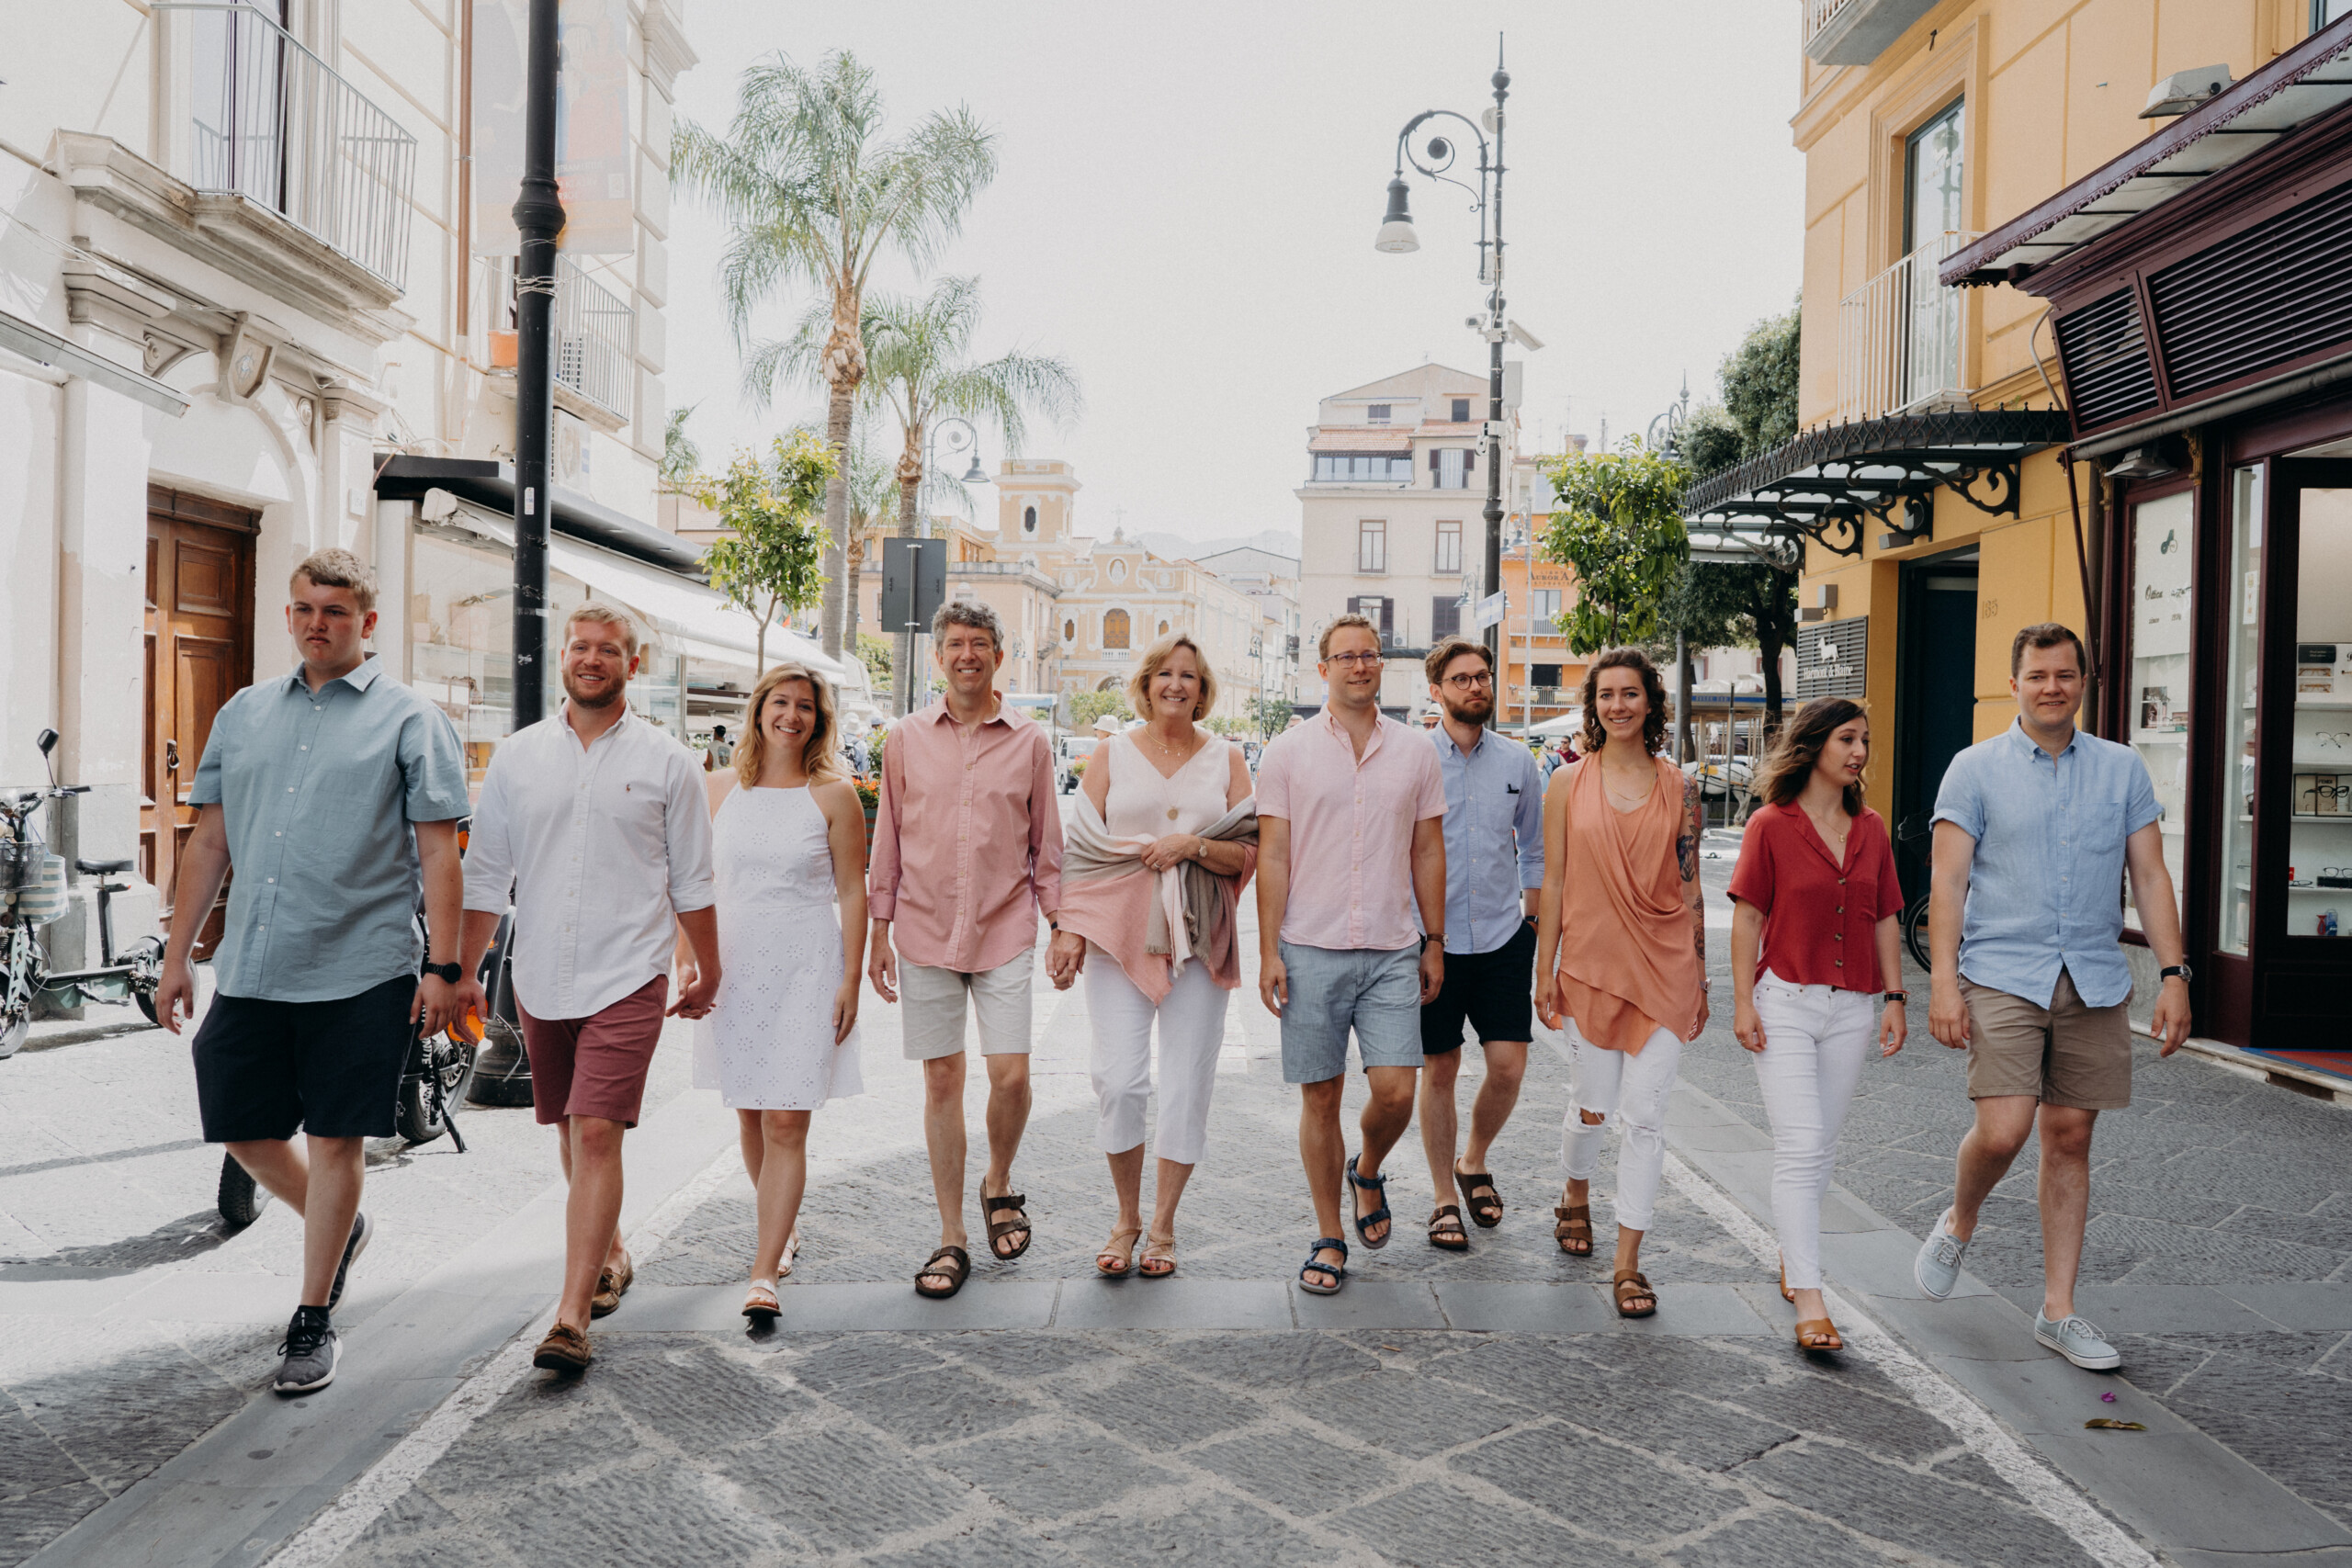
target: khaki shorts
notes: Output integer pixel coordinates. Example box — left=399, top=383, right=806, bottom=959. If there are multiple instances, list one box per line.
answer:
left=899, top=948, right=1035, bottom=1060
left=1961, top=970, right=2132, bottom=1111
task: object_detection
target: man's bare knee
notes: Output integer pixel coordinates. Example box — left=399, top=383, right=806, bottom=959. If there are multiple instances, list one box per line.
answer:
left=922, top=1054, right=966, bottom=1105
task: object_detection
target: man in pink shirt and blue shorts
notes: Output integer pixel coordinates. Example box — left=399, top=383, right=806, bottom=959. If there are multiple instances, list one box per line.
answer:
left=1255, top=614, right=1448, bottom=1296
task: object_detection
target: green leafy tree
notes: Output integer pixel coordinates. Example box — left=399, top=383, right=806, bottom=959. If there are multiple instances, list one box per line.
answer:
left=1539, top=443, right=1691, bottom=653
left=759, top=277, right=1078, bottom=713
left=856, top=632, right=896, bottom=689
left=1069, top=691, right=1132, bottom=729
left=1246, top=694, right=1294, bottom=741
left=660, top=404, right=702, bottom=489
left=673, top=51, right=997, bottom=661
left=695, top=432, right=836, bottom=676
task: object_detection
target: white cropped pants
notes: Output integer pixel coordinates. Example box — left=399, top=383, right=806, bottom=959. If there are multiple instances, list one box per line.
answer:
left=1559, top=1021, right=1683, bottom=1233
left=1748, top=970, right=1875, bottom=1291
left=1086, top=957, right=1228, bottom=1167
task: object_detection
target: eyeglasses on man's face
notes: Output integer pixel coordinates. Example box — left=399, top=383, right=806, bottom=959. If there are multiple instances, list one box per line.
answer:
left=1442, top=671, right=1494, bottom=690
left=1325, top=650, right=1383, bottom=669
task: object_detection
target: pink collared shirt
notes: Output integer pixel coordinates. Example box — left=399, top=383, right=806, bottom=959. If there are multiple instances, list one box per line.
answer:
left=1254, top=705, right=1446, bottom=951
left=868, top=697, right=1064, bottom=973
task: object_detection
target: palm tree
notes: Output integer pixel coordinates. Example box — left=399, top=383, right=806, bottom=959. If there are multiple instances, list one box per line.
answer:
left=862, top=276, right=1080, bottom=710
left=673, top=51, right=996, bottom=660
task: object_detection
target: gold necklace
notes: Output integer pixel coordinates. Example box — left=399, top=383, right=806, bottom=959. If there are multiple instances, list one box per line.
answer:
left=1148, top=726, right=1197, bottom=761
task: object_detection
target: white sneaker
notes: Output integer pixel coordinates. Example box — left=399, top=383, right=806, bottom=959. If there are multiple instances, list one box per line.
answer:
left=1914, top=1212, right=1970, bottom=1300
left=2035, top=1311, right=2122, bottom=1371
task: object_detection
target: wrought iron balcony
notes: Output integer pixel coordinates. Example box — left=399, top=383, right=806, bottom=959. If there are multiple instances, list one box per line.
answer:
left=1803, top=0, right=1943, bottom=66
left=161, top=4, right=416, bottom=290
left=1837, top=231, right=1981, bottom=423
left=483, top=255, right=636, bottom=423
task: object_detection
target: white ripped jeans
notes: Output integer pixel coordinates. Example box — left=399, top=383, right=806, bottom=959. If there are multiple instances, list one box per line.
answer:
left=1560, top=1021, right=1683, bottom=1232
left=1748, top=969, right=1875, bottom=1292
left=1086, top=957, right=1229, bottom=1167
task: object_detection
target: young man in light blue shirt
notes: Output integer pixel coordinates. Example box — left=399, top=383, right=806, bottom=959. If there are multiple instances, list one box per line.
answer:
left=1915, top=623, right=2192, bottom=1371
left=1417, top=638, right=1543, bottom=1250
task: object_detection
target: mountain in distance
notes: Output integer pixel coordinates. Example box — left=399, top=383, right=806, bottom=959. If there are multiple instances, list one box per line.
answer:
left=1135, top=527, right=1300, bottom=564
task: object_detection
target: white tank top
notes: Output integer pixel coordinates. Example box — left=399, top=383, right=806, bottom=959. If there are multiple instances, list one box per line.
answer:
left=1104, top=730, right=1232, bottom=839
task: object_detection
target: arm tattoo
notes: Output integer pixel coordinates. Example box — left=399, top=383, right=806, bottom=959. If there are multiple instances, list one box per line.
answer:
left=1677, top=774, right=1700, bottom=882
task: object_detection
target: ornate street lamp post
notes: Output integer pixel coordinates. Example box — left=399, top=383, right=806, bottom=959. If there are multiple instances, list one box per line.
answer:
left=1376, top=39, right=1512, bottom=726
left=898, top=418, right=987, bottom=712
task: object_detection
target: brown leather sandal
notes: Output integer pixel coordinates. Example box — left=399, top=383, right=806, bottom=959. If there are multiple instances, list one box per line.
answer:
left=1613, top=1269, right=1657, bottom=1318
left=1428, top=1204, right=1470, bottom=1252
left=1555, top=1203, right=1594, bottom=1257
left=1779, top=1260, right=1795, bottom=1303
left=1794, top=1317, right=1844, bottom=1351
left=1454, top=1168, right=1504, bottom=1228
left=984, top=1192, right=1033, bottom=1260
left=915, top=1246, right=970, bottom=1298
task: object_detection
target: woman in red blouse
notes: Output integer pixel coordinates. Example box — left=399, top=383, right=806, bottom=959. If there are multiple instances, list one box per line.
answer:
left=1728, top=697, right=1907, bottom=1352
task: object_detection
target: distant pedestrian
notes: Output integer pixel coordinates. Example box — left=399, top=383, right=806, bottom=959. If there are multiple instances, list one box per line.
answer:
left=843, top=725, right=872, bottom=780
left=1417, top=638, right=1542, bottom=1253
left=1535, top=647, right=1708, bottom=1318
left=1915, top=624, right=2191, bottom=1371
left=1052, top=634, right=1256, bottom=1280
left=693, top=662, right=867, bottom=1322
left=155, top=548, right=469, bottom=1396
left=1728, top=697, right=1907, bottom=1353
left=1255, top=614, right=1448, bottom=1296
left=708, top=723, right=734, bottom=768
left=867, top=601, right=1063, bottom=1299
left=459, top=604, right=720, bottom=1374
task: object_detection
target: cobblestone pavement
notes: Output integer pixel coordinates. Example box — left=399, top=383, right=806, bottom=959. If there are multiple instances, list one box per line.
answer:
left=6, top=858, right=2349, bottom=1566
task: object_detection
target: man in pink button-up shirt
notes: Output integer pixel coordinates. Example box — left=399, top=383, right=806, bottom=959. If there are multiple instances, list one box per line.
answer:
left=868, top=603, right=1063, bottom=1297
left=1255, top=614, right=1447, bottom=1294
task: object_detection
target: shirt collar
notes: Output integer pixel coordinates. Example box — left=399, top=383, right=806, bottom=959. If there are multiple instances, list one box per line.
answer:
left=558, top=699, right=636, bottom=749
left=281, top=654, right=383, bottom=696
left=2005, top=716, right=2079, bottom=761
left=1318, top=703, right=1385, bottom=758
left=1433, top=722, right=1487, bottom=762
left=925, top=694, right=1011, bottom=728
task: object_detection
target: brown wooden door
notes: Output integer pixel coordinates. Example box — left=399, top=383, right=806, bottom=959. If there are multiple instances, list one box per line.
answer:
left=143, top=488, right=256, bottom=959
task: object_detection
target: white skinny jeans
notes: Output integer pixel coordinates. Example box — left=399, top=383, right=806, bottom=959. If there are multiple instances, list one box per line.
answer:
left=1086, top=956, right=1229, bottom=1167
left=1559, top=1021, right=1682, bottom=1232
left=1748, top=970, right=1875, bottom=1291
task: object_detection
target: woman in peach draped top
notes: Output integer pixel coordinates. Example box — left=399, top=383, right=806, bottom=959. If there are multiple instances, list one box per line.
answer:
left=1533, top=647, right=1709, bottom=1318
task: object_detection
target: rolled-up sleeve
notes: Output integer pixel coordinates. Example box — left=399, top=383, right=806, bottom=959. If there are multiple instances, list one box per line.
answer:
left=1255, top=743, right=1292, bottom=820
left=401, top=706, right=471, bottom=823
left=1028, top=731, right=1064, bottom=916
left=1513, top=752, right=1544, bottom=889
left=1414, top=749, right=1448, bottom=819
left=1726, top=813, right=1776, bottom=911
left=663, top=751, right=717, bottom=914
left=1930, top=750, right=1984, bottom=840
left=2124, top=757, right=2162, bottom=836
left=461, top=758, right=515, bottom=914
left=188, top=693, right=237, bottom=807
left=867, top=722, right=905, bottom=922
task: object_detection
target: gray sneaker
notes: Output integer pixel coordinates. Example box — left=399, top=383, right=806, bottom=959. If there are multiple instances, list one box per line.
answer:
left=1914, top=1212, right=1970, bottom=1300
left=327, top=1211, right=371, bottom=1312
left=272, top=1307, right=340, bottom=1395
left=2035, top=1311, right=2122, bottom=1371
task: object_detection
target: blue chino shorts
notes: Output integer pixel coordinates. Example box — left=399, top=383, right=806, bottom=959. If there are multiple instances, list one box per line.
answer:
left=1275, top=941, right=1425, bottom=1084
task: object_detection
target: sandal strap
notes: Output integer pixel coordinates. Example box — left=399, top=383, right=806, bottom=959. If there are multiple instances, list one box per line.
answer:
left=1430, top=1204, right=1465, bottom=1226
left=1307, top=1235, right=1349, bottom=1258
left=984, top=1192, right=1027, bottom=1214
left=987, top=1215, right=1030, bottom=1238
left=1346, top=1156, right=1388, bottom=1192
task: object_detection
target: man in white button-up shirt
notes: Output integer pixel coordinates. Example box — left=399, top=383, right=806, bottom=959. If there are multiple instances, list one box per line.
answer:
left=458, top=604, right=718, bottom=1374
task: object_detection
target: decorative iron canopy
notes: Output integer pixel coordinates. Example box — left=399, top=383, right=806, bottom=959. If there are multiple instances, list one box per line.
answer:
left=1679, top=409, right=2070, bottom=558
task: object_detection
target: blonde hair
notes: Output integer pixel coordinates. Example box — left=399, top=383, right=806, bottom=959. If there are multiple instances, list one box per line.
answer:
left=1318, top=612, right=1378, bottom=660
left=734, top=662, right=844, bottom=786
left=564, top=600, right=639, bottom=658
left=291, top=547, right=378, bottom=614
left=1126, top=632, right=1219, bottom=722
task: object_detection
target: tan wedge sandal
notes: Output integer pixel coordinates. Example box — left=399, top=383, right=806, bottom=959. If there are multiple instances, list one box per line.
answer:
left=1139, top=1232, right=1177, bottom=1279
left=1096, top=1227, right=1140, bottom=1278
left=1795, top=1318, right=1844, bottom=1351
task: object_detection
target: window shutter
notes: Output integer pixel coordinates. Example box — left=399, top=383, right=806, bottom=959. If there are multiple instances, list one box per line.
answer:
left=1464, top=448, right=1475, bottom=474
left=1430, top=449, right=1440, bottom=471
left=1379, top=598, right=1394, bottom=637
left=1431, top=596, right=1461, bottom=640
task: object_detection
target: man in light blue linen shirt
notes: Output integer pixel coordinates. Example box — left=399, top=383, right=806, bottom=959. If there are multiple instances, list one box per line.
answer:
left=1914, top=623, right=2191, bottom=1372
left=1417, top=638, right=1544, bottom=1251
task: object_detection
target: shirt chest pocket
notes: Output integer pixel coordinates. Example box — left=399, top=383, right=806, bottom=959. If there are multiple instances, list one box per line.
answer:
left=2076, top=795, right=2129, bottom=857
left=595, top=771, right=669, bottom=848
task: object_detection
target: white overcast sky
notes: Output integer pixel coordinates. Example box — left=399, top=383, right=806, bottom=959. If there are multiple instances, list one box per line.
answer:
left=661, top=0, right=1807, bottom=547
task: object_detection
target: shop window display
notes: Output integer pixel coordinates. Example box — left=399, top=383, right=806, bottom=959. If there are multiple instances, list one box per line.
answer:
left=2288, top=486, right=2352, bottom=940
left=2216, top=468, right=2262, bottom=954
left=2126, top=490, right=2192, bottom=935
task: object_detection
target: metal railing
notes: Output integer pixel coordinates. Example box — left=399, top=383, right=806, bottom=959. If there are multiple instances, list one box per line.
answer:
left=164, top=4, right=416, bottom=290
left=1802, top=0, right=1858, bottom=50
left=552, top=256, right=635, bottom=421
left=1838, top=231, right=1980, bottom=423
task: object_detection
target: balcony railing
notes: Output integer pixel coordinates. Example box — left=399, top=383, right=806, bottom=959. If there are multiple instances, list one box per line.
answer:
left=1803, top=0, right=1943, bottom=65
left=163, top=4, right=416, bottom=289
left=1837, top=231, right=1980, bottom=423
left=485, top=254, right=636, bottom=422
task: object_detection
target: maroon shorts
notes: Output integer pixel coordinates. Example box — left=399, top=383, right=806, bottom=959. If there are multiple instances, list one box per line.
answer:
left=517, top=976, right=668, bottom=1127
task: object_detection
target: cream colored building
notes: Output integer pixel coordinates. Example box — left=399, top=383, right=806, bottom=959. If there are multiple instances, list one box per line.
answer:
left=1296, top=363, right=1516, bottom=715
left=855, top=458, right=1272, bottom=723
left=0, top=1, right=781, bottom=981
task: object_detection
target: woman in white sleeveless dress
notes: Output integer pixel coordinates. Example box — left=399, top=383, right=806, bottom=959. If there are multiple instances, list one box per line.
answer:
left=1046, top=635, right=1253, bottom=1279
left=688, top=661, right=867, bottom=1322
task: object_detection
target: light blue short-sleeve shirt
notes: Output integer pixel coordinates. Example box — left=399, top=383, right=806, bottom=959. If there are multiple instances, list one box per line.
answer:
left=1930, top=719, right=2160, bottom=1010
left=190, top=656, right=469, bottom=1001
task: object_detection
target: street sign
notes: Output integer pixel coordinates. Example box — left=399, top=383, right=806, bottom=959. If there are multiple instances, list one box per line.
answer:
left=1473, top=590, right=1508, bottom=631
left=878, top=536, right=946, bottom=634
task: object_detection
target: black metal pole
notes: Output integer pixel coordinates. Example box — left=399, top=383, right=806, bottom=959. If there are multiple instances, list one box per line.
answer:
left=510, top=0, right=562, bottom=731
left=1482, top=43, right=1509, bottom=728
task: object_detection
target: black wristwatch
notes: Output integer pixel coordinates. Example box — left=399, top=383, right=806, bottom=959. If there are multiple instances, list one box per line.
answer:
left=1883, top=990, right=1908, bottom=1005
left=2158, top=964, right=2192, bottom=984
left=420, top=959, right=463, bottom=984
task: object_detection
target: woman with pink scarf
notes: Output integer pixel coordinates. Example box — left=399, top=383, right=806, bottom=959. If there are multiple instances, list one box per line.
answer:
left=1046, top=634, right=1256, bottom=1280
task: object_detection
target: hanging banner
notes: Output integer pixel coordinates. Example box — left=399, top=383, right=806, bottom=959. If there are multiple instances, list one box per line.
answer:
left=471, top=0, right=635, bottom=256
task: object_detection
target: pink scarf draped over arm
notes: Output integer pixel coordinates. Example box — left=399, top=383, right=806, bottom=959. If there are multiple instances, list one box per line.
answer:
left=1056, top=792, right=1258, bottom=1003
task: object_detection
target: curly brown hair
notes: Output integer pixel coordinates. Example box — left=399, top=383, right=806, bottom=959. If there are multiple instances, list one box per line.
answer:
left=1577, top=647, right=1668, bottom=757
left=1752, top=697, right=1869, bottom=816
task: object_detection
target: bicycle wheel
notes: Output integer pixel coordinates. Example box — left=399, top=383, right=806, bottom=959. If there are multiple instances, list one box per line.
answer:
left=218, top=1152, right=265, bottom=1228
left=1904, top=895, right=1932, bottom=973
left=396, top=1033, right=477, bottom=1145
left=125, top=937, right=163, bottom=1027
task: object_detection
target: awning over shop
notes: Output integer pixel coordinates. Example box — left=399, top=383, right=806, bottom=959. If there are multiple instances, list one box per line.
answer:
left=1940, top=17, right=2352, bottom=288
left=1308, top=430, right=1414, bottom=454
left=1680, top=409, right=2070, bottom=557
left=376, top=455, right=706, bottom=575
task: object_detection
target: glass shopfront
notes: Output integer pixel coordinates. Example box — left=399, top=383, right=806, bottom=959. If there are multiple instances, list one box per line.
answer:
left=2125, top=490, right=2193, bottom=935
left=2215, top=468, right=2263, bottom=955
left=2285, top=481, right=2352, bottom=943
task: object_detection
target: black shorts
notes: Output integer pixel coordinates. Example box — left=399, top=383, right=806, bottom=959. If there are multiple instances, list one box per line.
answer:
left=1421, top=919, right=1537, bottom=1053
left=191, top=973, right=415, bottom=1142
